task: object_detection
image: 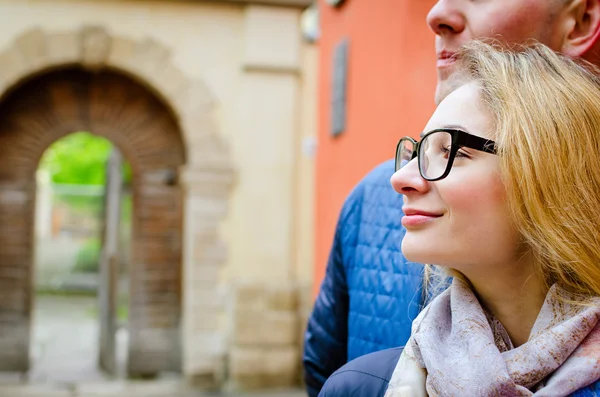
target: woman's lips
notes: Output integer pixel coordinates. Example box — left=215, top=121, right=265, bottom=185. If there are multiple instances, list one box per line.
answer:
left=401, top=214, right=442, bottom=227
left=401, top=209, right=443, bottom=228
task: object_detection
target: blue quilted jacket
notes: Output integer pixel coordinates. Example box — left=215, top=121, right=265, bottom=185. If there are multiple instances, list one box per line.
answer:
left=303, top=160, right=425, bottom=397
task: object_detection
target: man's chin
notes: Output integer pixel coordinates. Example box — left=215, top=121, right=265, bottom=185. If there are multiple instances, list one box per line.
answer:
left=435, top=78, right=457, bottom=105
left=434, top=84, right=445, bottom=106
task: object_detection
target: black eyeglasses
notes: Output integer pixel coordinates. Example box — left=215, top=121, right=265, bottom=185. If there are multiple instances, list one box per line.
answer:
left=395, top=128, right=497, bottom=181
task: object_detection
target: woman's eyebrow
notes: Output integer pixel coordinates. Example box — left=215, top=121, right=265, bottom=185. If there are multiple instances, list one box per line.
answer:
left=421, top=124, right=471, bottom=138
left=443, top=124, right=470, bottom=131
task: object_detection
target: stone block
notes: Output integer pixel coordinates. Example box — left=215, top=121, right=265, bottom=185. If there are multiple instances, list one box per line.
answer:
left=0, top=48, right=26, bottom=89
left=297, top=282, right=314, bottom=312
left=232, top=309, right=264, bottom=345
left=183, top=115, right=219, bottom=147
left=246, top=346, right=300, bottom=388
left=178, top=80, right=215, bottom=115
left=80, top=26, right=112, bottom=70
left=185, top=313, right=220, bottom=336
left=228, top=346, right=298, bottom=390
left=106, top=36, right=137, bottom=71
left=297, top=308, right=311, bottom=347
left=188, top=303, right=221, bottom=329
left=186, top=262, right=221, bottom=285
left=133, top=38, right=171, bottom=79
left=189, top=197, right=230, bottom=219
left=46, top=32, right=79, bottom=65
left=230, top=374, right=264, bottom=390
left=183, top=171, right=235, bottom=196
left=194, top=240, right=227, bottom=263
left=229, top=346, right=265, bottom=376
left=262, top=372, right=299, bottom=389
left=148, top=64, right=188, bottom=110
left=264, top=311, right=298, bottom=346
left=184, top=346, right=226, bottom=387
left=190, top=332, right=227, bottom=357
left=187, top=287, right=220, bottom=308
left=266, top=284, right=298, bottom=311
left=264, top=346, right=299, bottom=376
left=233, top=306, right=299, bottom=346
left=186, top=148, right=234, bottom=174
left=14, top=28, right=48, bottom=71
left=187, top=372, right=221, bottom=391
left=233, top=283, right=265, bottom=311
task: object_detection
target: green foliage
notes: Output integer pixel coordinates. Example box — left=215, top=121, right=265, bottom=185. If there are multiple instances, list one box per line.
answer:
left=40, top=132, right=111, bottom=185
left=39, top=131, right=132, bottom=185
left=73, top=238, right=101, bottom=273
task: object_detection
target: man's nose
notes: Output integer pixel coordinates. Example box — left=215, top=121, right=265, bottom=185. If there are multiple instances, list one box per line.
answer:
left=426, top=0, right=466, bottom=36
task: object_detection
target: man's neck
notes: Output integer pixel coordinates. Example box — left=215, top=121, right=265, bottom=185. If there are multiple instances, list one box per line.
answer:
left=463, top=253, right=548, bottom=347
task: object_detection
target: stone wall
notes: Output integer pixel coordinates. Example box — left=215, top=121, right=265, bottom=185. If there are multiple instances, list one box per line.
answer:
left=228, top=282, right=312, bottom=390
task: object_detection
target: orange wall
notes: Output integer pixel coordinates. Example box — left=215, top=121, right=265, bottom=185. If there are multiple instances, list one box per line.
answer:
left=314, top=0, right=438, bottom=294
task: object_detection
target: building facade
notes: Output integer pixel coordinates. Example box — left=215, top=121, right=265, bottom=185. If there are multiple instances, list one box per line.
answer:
left=0, top=0, right=317, bottom=390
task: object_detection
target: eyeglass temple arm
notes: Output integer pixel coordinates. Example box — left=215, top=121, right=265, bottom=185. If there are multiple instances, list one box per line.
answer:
left=461, top=134, right=497, bottom=154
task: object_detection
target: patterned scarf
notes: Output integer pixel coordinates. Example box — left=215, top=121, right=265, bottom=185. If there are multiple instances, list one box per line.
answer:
left=386, top=278, right=600, bottom=397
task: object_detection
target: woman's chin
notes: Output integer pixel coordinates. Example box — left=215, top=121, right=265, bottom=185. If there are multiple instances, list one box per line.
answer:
left=401, top=238, right=431, bottom=264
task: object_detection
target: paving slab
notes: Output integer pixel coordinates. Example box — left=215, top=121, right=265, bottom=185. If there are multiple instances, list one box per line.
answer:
left=0, top=383, right=73, bottom=397
left=0, top=381, right=307, bottom=397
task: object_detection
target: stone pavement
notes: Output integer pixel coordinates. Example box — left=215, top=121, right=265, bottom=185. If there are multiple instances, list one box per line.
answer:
left=0, top=295, right=307, bottom=397
left=29, top=294, right=111, bottom=384
left=0, top=380, right=307, bottom=397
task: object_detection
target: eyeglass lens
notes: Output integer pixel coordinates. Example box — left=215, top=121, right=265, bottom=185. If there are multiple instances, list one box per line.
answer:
left=398, top=139, right=415, bottom=170
left=420, top=131, right=452, bottom=179
left=398, top=130, right=453, bottom=180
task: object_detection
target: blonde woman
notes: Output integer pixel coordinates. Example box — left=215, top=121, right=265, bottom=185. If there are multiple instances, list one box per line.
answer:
left=319, top=42, right=600, bottom=397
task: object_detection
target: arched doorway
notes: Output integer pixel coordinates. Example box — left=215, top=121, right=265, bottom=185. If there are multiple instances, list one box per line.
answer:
left=0, top=67, right=185, bottom=377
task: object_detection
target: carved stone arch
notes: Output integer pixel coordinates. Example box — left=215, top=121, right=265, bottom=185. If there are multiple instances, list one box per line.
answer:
left=0, top=26, right=234, bottom=378
left=0, top=26, right=231, bottom=169
left=0, top=69, right=186, bottom=180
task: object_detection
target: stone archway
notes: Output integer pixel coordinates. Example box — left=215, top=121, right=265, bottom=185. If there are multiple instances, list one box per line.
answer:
left=0, top=26, right=234, bottom=378
left=0, top=67, right=185, bottom=375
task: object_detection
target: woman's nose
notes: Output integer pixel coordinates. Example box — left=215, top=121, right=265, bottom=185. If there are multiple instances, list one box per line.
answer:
left=390, top=159, right=430, bottom=196
left=426, top=0, right=466, bottom=37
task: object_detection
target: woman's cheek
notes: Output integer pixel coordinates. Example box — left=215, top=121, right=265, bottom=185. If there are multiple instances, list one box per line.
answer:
left=440, top=174, right=506, bottom=218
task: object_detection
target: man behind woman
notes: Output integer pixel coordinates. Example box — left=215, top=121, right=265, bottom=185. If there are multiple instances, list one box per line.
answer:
left=323, top=41, right=600, bottom=397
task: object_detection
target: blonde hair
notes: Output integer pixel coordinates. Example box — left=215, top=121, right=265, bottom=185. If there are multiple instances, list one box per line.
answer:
left=425, top=41, right=600, bottom=302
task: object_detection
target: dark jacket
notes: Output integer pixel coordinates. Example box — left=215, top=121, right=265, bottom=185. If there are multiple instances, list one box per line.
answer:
left=319, top=348, right=600, bottom=397
left=318, top=347, right=403, bottom=397
left=303, top=160, right=424, bottom=397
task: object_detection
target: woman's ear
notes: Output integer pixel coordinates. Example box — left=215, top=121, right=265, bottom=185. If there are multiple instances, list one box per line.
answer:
left=561, top=0, right=600, bottom=58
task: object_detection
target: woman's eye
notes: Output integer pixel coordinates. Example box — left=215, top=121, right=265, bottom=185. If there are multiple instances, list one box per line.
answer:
left=455, top=150, right=470, bottom=159
left=440, top=145, right=470, bottom=159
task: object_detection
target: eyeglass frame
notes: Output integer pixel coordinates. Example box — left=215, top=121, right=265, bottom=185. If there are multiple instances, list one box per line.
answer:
left=395, top=128, right=497, bottom=181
